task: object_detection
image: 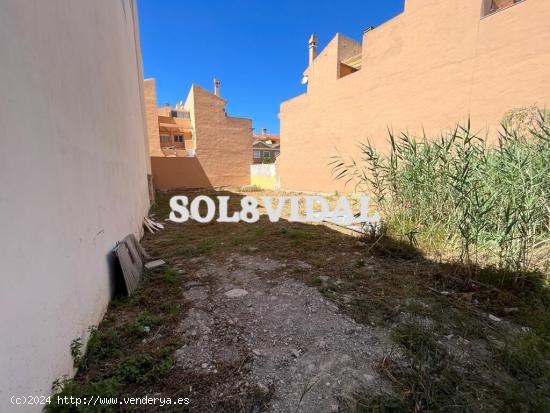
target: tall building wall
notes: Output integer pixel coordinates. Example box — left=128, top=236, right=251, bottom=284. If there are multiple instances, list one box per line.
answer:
left=191, top=85, right=252, bottom=188
left=279, top=0, right=550, bottom=192
left=0, top=1, right=150, bottom=409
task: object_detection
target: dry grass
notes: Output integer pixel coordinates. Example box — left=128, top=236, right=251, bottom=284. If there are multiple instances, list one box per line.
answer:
left=47, top=189, right=549, bottom=412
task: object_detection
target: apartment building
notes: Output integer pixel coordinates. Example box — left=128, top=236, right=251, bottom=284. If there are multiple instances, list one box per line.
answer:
left=278, top=0, right=550, bottom=192
left=253, top=128, right=280, bottom=164
left=145, top=78, right=252, bottom=189
left=145, top=79, right=194, bottom=157
left=157, top=105, right=194, bottom=156
left=253, top=141, right=280, bottom=164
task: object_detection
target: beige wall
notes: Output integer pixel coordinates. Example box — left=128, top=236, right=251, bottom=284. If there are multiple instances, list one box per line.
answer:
left=279, top=0, right=550, bottom=192
left=0, top=1, right=150, bottom=410
left=151, top=157, right=212, bottom=190
left=191, top=85, right=252, bottom=187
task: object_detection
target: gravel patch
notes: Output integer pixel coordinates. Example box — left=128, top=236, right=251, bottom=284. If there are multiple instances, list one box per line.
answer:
left=176, top=253, right=389, bottom=412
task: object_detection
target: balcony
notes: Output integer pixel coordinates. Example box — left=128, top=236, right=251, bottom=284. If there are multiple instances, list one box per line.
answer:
left=170, top=110, right=190, bottom=119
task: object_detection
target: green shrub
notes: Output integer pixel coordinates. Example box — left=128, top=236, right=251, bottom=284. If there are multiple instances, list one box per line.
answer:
left=86, top=327, right=122, bottom=361
left=163, top=266, right=180, bottom=284
left=126, top=312, right=163, bottom=337
left=115, top=352, right=173, bottom=385
left=46, top=377, right=120, bottom=413
left=70, top=338, right=83, bottom=369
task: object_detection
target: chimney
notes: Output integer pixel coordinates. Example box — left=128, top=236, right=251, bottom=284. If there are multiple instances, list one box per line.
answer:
left=213, top=78, right=221, bottom=97
left=308, top=34, right=318, bottom=65
left=262, top=128, right=268, bottom=136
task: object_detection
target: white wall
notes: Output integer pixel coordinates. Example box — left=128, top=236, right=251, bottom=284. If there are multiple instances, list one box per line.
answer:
left=0, top=1, right=150, bottom=410
left=251, top=164, right=277, bottom=177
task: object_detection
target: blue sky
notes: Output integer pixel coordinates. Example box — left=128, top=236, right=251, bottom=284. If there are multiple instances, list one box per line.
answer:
left=137, top=0, right=404, bottom=133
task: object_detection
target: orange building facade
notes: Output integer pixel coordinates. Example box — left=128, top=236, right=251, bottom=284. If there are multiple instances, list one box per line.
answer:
left=278, top=0, right=550, bottom=192
left=145, top=78, right=253, bottom=189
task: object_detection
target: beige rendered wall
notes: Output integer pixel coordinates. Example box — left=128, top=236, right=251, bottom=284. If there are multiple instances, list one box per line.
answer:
left=151, top=157, right=213, bottom=190
left=279, top=0, right=550, bottom=192
left=0, top=0, right=150, bottom=410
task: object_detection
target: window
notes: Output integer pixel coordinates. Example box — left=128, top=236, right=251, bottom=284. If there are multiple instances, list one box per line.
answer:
left=174, top=135, right=184, bottom=143
left=160, top=135, right=170, bottom=143
left=263, top=151, right=271, bottom=158
left=253, top=150, right=261, bottom=159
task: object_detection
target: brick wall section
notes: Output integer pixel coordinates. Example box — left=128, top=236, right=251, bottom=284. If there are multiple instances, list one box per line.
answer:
left=191, top=85, right=252, bottom=187
left=144, top=78, right=162, bottom=156
left=278, top=0, right=550, bottom=192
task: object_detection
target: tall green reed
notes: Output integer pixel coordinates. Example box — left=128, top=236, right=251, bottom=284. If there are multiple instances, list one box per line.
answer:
left=331, top=109, right=550, bottom=276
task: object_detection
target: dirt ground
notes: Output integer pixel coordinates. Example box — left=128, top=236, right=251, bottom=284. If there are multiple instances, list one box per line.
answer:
left=50, top=189, right=550, bottom=413
left=175, top=252, right=389, bottom=412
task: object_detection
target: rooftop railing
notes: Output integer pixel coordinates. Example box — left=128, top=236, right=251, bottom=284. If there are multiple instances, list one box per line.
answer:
left=170, top=110, right=190, bottom=119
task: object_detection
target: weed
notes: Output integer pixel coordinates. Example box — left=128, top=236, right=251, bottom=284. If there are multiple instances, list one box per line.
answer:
left=171, top=244, right=199, bottom=258
left=238, top=185, right=264, bottom=192
left=499, top=331, right=550, bottom=384
left=344, top=392, right=406, bottom=413
left=287, top=229, right=312, bottom=240
left=254, top=227, right=267, bottom=237
left=197, top=238, right=215, bottom=254
left=496, top=330, right=550, bottom=411
left=46, top=377, right=121, bottom=413
left=387, top=322, right=474, bottom=412
left=332, top=110, right=550, bottom=275
left=48, top=225, right=190, bottom=412
left=311, top=276, right=323, bottom=286
left=294, top=375, right=321, bottom=413
left=86, top=327, right=121, bottom=361
left=163, top=266, right=179, bottom=284
left=126, top=312, right=163, bottom=337
left=231, top=237, right=244, bottom=246
left=115, top=352, right=173, bottom=385
left=70, top=338, right=83, bottom=369
left=160, top=302, right=182, bottom=319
